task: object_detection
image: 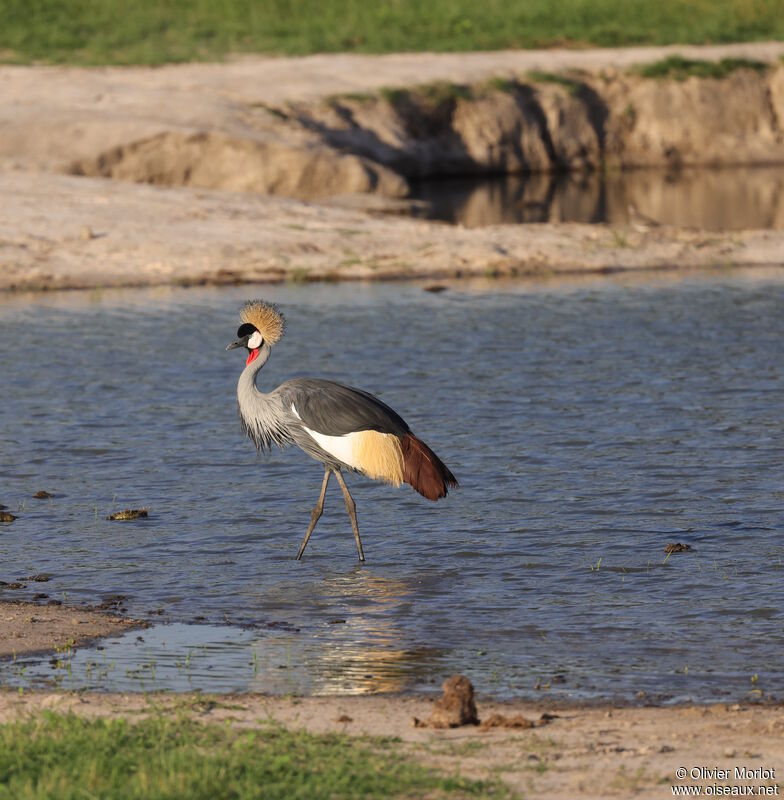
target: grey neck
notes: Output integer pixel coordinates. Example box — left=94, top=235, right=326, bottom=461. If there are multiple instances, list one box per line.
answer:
left=236, top=343, right=289, bottom=452
left=237, top=342, right=271, bottom=402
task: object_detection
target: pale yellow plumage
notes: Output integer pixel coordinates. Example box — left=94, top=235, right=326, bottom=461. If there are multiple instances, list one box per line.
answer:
left=240, top=300, right=285, bottom=345
left=352, top=430, right=404, bottom=486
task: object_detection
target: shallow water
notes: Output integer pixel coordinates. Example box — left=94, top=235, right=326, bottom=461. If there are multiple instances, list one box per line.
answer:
left=1, top=274, right=783, bottom=702
left=410, top=166, right=784, bottom=230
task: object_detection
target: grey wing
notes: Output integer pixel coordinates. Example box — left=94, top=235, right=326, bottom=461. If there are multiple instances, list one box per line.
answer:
left=276, top=378, right=410, bottom=437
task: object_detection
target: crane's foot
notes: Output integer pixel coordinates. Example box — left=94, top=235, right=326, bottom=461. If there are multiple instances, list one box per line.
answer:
left=334, top=470, right=365, bottom=563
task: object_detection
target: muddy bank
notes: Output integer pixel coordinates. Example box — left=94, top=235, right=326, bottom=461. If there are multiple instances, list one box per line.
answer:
left=0, top=600, right=140, bottom=658
left=1, top=690, right=781, bottom=799
left=72, top=132, right=408, bottom=201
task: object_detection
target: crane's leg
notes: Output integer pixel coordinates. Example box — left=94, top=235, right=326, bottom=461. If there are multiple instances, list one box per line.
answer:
left=334, top=470, right=365, bottom=563
left=296, top=467, right=331, bottom=561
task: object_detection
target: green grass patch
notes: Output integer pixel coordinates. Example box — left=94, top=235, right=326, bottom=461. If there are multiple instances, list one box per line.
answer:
left=377, top=81, right=473, bottom=109
left=635, top=55, right=769, bottom=80
left=483, top=76, right=519, bottom=94
left=526, top=70, right=583, bottom=94
left=1, top=0, right=783, bottom=65
left=384, top=81, right=471, bottom=103
left=0, top=713, right=511, bottom=800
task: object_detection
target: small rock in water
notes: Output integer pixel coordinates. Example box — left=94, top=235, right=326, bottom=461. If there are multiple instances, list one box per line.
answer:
left=107, top=508, right=148, bottom=521
left=424, top=285, right=447, bottom=293
left=97, top=594, right=128, bottom=611
left=0, top=503, right=7, bottom=510
left=0, top=511, right=16, bottom=523
left=33, top=490, right=52, bottom=499
left=665, top=542, right=692, bottom=554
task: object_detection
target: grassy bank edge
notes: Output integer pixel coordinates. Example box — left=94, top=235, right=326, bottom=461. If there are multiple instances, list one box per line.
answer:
left=0, top=711, right=512, bottom=799
left=1, top=0, right=783, bottom=66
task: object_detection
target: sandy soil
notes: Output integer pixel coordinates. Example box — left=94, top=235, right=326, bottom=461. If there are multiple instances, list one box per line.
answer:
left=2, top=42, right=784, bottom=292
left=0, top=600, right=140, bottom=658
left=0, top=689, right=781, bottom=799
left=3, top=170, right=784, bottom=292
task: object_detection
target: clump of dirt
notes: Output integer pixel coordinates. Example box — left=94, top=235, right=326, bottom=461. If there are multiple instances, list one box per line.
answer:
left=480, top=712, right=534, bottom=729
left=665, top=543, right=693, bottom=553
left=480, top=711, right=557, bottom=730
left=414, top=674, right=479, bottom=728
left=413, top=675, right=557, bottom=730
left=107, top=508, right=148, bottom=521
left=33, top=490, right=52, bottom=499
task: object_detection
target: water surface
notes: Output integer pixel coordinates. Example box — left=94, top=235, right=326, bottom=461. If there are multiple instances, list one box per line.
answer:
left=0, top=274, right=782, bottom=702
left=410, top=166, right=784, bottom=230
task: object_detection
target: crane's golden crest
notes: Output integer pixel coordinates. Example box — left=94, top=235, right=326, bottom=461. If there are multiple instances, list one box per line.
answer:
left=240, top=300, right=285, bottom=345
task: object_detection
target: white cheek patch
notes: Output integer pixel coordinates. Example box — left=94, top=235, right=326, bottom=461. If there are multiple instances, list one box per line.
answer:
left=247, top=331, right=263, bottom=349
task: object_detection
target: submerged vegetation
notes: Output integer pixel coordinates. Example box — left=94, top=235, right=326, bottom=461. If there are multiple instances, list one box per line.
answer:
left=0, top=713, right=508, bottom=800
left=1, top=0, right=782, bottom=65
left=106, top=507, right=149, bottom=521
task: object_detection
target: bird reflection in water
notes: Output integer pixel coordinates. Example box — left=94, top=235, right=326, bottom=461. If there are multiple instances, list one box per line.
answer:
left=249, top=572, right=443, bottom=695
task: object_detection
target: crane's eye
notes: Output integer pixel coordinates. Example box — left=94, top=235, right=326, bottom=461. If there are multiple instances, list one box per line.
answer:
left=237, top=323, right=256, bottom=338
left=247, top=330, right=263, bottom=349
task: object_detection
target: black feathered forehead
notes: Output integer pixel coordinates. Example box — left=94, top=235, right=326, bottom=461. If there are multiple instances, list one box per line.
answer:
left=237, top=322, right=258, bottom=338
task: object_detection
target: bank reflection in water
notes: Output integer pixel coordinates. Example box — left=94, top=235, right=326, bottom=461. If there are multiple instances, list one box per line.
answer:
left=250, top=573, right=443, bottom=695
left=410, top=165, right=784, bottom=231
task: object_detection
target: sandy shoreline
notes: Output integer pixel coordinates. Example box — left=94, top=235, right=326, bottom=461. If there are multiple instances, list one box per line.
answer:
left=0, top=688, right=781, bottom=799
left=3, top=171, right=784, bottom=293
left=0, top=599, right=141, bottom=659
left=2, top=43, right=784, bottom=293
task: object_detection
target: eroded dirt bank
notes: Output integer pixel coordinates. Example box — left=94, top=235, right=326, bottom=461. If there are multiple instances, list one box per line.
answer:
left=57, top=57, right=784, bottom=199
left=4, top=42, right=784, bottom=177
left=1, top=690, right=781, bottom=799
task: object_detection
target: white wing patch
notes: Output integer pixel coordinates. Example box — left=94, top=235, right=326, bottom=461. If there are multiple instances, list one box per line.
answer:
left=306, top=428, right=364, bottom=470
left=291, top=403, right=363, bottom=470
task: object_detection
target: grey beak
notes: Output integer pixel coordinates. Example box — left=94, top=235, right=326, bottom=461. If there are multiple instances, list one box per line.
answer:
left=226, top=336, right=248, bottom=351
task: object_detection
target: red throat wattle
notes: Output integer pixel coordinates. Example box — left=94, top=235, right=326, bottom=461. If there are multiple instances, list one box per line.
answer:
left=246, top=348, right=260, bottom=366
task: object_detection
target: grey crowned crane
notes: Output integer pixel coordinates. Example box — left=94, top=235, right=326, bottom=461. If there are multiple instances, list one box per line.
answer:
left=226, top=300, right=457, bottom=562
